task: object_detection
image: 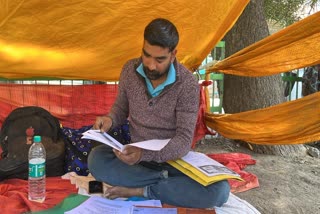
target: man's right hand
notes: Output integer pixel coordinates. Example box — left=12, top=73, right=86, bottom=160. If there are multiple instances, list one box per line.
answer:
left=93, top=116, right=112, bottom=133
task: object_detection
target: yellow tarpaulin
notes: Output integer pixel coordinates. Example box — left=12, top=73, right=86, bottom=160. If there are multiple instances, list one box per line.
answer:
left=0, top=0, right=249, bottom=81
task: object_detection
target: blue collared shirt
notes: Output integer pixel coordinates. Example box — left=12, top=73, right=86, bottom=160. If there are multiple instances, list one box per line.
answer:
left=136, top=63, right=176, bottom=97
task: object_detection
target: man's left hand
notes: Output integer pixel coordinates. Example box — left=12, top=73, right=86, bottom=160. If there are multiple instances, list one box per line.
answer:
left=113, top=146, right=142, bottom=165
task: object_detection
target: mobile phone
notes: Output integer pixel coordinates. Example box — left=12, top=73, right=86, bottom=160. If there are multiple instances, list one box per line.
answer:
left=88, top=180, right=103, bottom=194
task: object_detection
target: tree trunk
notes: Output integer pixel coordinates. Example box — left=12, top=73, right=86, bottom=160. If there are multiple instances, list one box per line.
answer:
left=223, top=0, right=306, bottom=156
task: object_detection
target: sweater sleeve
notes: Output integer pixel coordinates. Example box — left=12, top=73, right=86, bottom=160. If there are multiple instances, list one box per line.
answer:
left=108, top=62, right=131, bottom=128
left=139, top=76, right=200, bottom=162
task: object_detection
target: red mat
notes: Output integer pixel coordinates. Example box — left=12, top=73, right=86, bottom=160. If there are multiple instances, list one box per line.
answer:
left=0, top=177, right=216, bottom=214
left=0, top=177, right=77, bottom=214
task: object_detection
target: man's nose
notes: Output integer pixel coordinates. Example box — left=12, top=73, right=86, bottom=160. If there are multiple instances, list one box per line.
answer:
left=145, top=59, right=156, bottom=71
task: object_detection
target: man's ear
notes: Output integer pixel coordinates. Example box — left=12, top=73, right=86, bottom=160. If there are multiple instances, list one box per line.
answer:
left=171, top=49, right=177, bottom=63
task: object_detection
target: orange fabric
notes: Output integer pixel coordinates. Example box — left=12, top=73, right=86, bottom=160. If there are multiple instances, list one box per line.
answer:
left=205, top=92, right=320, bottom=145
left=0, top=0, right=249, bottom=81
left=0, top=1, right=319, bottom=146
left=0, top=177, right=77, bottom=214
left=207, top=11, right=320, bottom=76
left=0, top=84, right=118, bottom=128
left=0, top=2, right=319, bottom=146
left=1, top=82, right=319, bottom=145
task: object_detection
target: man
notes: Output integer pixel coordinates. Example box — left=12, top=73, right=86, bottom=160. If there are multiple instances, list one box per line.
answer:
left=302, top=64, right=320, bottom=149
left=88, top=18, right=230, bottom=208
left=302, top=64, right=320, bottom=96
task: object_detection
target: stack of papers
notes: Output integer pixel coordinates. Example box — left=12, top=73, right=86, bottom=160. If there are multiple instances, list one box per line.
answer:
left=65, top=196, right=177, bottom=214
left=167, top=151, right=243, bottom=186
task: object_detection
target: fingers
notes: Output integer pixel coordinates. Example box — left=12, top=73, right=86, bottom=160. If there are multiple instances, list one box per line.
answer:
left=122, top=145, right=140, bottom=155
left=92, top=121, right=101, bottom=130
left=93, top=116, right=112, bottom=132
left=113, top=147, right=142, bottom=165
left=93, top=117, right=103, bottom=129
left=104, top=187, right=118, bottom=199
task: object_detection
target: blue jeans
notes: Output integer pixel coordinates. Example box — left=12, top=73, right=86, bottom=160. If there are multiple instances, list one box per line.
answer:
left=88, top=145, right=230, bottom=208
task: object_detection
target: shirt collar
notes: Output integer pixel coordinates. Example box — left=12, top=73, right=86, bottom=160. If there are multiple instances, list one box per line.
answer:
left=136, top=63, right=176, bottom=97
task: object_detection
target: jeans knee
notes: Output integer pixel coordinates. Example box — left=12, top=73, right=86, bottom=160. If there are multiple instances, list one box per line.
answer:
left=196, top=180, right=230, bottom=208
left=209, top=180, right=230, bottom=207
left=87, top=146, right=99, bottom=176
left=88, top=145, right=112, bottom=178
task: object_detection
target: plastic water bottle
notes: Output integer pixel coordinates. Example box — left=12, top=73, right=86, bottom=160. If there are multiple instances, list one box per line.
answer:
left=28, top=135, right=46, bottom=202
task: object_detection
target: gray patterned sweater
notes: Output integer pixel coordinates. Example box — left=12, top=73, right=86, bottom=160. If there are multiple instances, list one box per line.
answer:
left=108, top=58, right=199, bottom=163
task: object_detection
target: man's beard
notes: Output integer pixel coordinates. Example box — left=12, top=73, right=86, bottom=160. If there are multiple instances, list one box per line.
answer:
left=144, top=65, right=170, bottom=80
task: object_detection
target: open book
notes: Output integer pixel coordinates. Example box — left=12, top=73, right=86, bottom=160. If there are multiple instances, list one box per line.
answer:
left=167, top=151, right=243, bottom=186
left=81, top=130, right=170, bottom=152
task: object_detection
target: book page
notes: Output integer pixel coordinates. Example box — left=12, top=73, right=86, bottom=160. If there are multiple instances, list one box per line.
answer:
left=82, top=130, right=170, bottom=152
left=181, top=151, right=239, bottom=177
left=127, top=139, right=170, bottom=151
left=81, top=130, right=124, bottom=151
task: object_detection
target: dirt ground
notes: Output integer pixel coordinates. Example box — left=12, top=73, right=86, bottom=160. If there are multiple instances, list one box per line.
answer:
left=194, top=137, right=320, bottom=214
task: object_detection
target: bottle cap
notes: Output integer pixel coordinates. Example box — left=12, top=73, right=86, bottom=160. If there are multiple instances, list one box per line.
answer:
left=34, top=135, right=41, bottom=143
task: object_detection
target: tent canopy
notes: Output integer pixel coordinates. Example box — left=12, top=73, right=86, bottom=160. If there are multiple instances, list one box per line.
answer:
left=0, top=1, right=319, bottom=145
left=0, top=0, right=249, bottom=81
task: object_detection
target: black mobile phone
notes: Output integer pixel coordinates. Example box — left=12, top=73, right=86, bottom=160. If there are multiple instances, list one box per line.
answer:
left=88, top=181, right=103, bottom=194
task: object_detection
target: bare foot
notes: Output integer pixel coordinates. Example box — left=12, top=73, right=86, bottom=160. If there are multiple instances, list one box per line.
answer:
left=104, top=186, right=144, bottom=199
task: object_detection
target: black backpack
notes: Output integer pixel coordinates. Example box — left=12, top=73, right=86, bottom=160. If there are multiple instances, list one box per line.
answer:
left=0, top=106, right=65, bottom=180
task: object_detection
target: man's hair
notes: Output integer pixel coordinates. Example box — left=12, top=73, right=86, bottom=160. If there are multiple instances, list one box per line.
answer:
left=144, top=18, right=179, bottom=52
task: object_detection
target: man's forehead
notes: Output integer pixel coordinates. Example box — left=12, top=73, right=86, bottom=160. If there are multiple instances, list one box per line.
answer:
left=143, top=41, right=170, bottom=51
left=142, top=47, right=171, bottom=59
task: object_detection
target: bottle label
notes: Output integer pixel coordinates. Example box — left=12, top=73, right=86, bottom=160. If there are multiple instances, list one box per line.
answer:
left=29, top=158, right=45, bottom=178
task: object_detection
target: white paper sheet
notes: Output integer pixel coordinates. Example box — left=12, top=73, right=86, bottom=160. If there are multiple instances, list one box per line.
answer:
left=65, top=196, right=162, bottom=214
left=181, top=151, right=239, bottom=177
left=81, top=130, right=170, bottom=152
left=126, top=139, right=170, bottom=151
left=64, top=196, right=131, bottom=214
